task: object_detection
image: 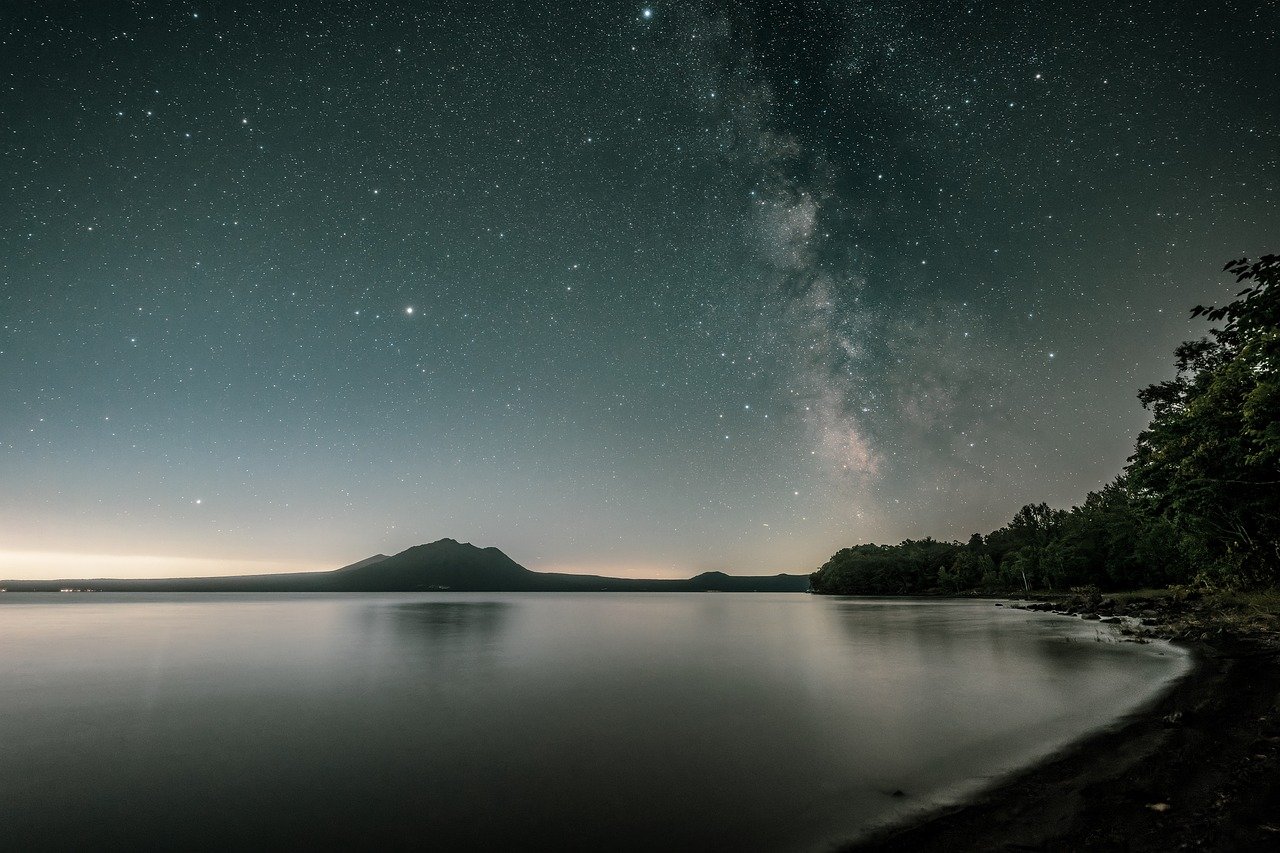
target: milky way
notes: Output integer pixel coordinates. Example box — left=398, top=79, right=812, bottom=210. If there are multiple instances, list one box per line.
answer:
left=1, top=1, right=1276, bottom=578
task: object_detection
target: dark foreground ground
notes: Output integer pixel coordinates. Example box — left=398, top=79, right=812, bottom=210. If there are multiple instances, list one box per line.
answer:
left=848, top=595, right=1280, bottom=852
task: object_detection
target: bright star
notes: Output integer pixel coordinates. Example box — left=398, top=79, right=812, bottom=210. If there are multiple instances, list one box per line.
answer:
left=405, top=306, right=414, bottom=315
left=642, top=8, right=653, bottom=19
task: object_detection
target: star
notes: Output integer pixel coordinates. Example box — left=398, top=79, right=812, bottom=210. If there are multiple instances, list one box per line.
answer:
left=1, top=0, right=1270, bottom=585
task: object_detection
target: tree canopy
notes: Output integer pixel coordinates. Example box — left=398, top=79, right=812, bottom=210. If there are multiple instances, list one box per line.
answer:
left=811, top=255, right=1279, bottom=595
left=1128, top=255, right=1279, bottom=586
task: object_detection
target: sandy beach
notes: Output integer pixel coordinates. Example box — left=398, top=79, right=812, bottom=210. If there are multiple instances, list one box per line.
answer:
left=848, top=612, right=1280, bottom=852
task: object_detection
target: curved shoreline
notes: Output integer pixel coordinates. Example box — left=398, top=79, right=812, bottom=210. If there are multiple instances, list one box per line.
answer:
left=843, top=635, right=1280, bottom=852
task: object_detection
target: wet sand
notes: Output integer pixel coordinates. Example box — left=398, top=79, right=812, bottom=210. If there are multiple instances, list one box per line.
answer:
left=847, top=634, right=1280, bottom=852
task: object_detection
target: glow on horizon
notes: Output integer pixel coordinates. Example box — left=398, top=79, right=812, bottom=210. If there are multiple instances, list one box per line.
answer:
left=0, top=550, right=739, bottom=582
left=0, top=550, right=331, bottom=581
left=530, top=560, right=722, bottom=580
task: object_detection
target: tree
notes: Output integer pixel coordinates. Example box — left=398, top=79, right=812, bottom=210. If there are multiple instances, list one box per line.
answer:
left=1128, top=255, right=1280, bottom=587
left=985, top=503, right=1067, bottom=588
left=941, top=549, right=993, bottom=592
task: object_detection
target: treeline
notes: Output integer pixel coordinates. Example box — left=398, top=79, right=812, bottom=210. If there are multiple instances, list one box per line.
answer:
left=811, top=255, right=1279, bottom=595
left=809, top=487, right=1182, bottom=595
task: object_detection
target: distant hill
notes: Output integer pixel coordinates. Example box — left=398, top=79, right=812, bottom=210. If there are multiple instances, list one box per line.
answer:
left=0, top=540, right=811, bottom=593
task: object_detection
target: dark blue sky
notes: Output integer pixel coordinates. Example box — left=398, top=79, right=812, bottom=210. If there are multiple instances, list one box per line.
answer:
left=2, top=1, right=1276, bottom=578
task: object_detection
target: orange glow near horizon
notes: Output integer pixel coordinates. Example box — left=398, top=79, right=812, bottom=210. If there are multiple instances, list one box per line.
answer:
left=0, top=551, right=332, bottom=581
left=0, top=550, right=718, bottom=582
left=529, top=561, right=706, bottom=580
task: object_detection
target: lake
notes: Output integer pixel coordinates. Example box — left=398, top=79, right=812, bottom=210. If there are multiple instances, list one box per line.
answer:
left=0, top=593, right=1187, bottom=850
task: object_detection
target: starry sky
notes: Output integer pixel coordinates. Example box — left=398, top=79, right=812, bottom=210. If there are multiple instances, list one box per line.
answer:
left=2, top=1, right=1277, bottom=579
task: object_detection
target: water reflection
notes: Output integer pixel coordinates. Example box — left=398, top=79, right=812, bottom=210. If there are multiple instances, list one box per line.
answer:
left=0, top=594, right=1186, bottom=852
left=381, top=600, right=511, bottom=643
left=344, top=599, right=515, bottom=698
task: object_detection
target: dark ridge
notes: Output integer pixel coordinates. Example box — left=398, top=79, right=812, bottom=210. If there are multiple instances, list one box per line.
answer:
left=0, top=539, right=811, bottom=593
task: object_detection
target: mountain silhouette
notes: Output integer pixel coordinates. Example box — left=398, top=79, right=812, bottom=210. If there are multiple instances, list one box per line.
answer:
left=0, top=539, right=810, bottom=593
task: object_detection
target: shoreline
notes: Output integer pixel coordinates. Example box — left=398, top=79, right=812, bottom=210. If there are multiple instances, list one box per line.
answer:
left=844, top=608, right=1280, bottom=852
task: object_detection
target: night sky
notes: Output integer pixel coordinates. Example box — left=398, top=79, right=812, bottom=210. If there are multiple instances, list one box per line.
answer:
left=2, top=1, right=1276, bottom=579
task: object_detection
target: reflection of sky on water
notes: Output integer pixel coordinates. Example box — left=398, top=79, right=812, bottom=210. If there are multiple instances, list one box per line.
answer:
left=357, top=600, right=513, bottom=654
left=0, top=594, right=1185, bottom=851
left=386, top=601, right=511, bottom=640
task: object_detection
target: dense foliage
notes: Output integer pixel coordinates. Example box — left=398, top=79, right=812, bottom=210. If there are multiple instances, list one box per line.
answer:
left=1128, top=255, right=1280, bottom=586
left=811, top=255, right=1279, bottom=595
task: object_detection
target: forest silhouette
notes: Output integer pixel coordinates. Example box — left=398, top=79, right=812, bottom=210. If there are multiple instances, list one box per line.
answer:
left=811, top=255, right=1280, bottom=595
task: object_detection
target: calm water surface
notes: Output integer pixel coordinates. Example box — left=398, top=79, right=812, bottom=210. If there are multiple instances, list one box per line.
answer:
left=0, top=593, right=1186, bottom=850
